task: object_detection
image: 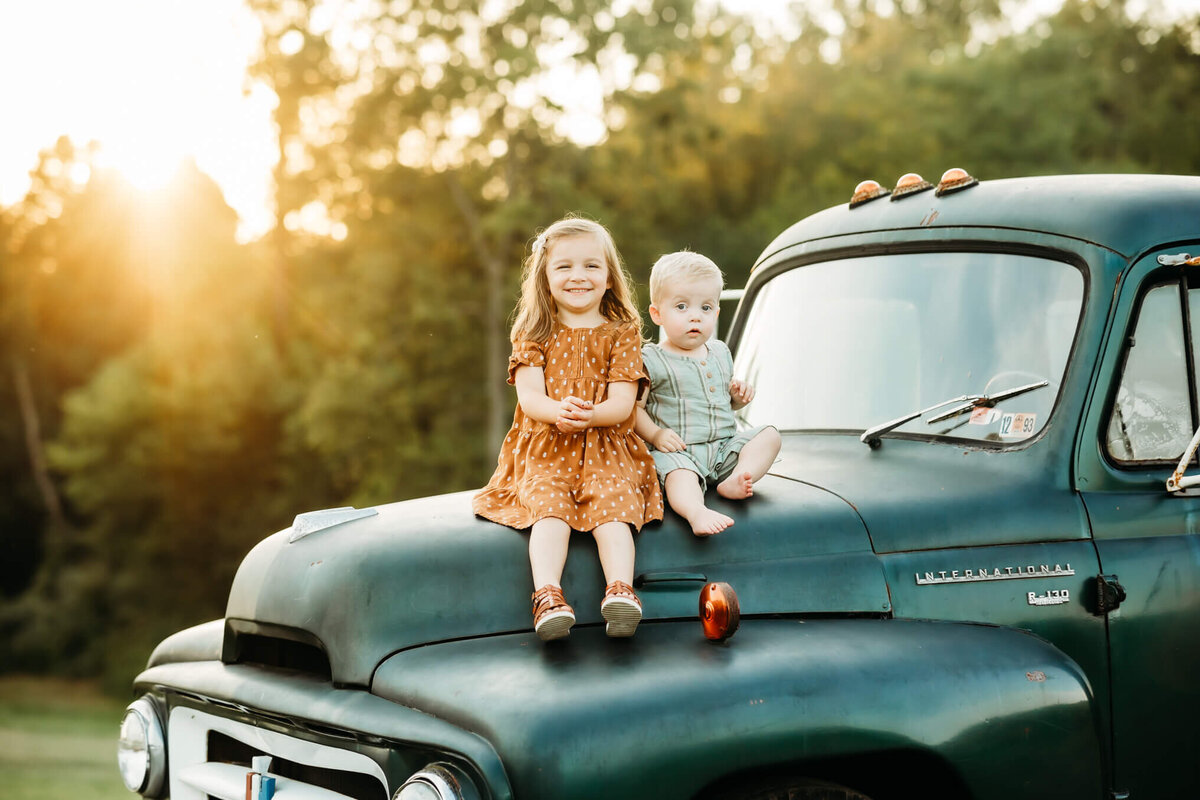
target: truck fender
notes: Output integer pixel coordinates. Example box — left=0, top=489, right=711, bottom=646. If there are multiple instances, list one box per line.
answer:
left=147, top=619, right=224, bottom=667
left=373, top=617, right=1104, bottom=800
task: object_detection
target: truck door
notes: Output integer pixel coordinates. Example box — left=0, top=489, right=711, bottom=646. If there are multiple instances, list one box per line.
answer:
left=1078, top=248, right=1200, bottom=798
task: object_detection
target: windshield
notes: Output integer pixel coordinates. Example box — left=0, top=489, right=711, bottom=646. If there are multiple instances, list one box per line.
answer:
left=734, top=251, right=1084, bottom=444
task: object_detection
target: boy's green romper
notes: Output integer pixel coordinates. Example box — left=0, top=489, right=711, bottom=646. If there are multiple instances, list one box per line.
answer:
left=642, top=339, right=773, bottom=490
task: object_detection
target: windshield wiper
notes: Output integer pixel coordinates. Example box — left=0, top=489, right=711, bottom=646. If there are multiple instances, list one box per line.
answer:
left=860, top=380, right=1049, bottom=449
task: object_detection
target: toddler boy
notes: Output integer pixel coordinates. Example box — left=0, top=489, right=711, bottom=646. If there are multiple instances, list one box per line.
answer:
left=635, top=251, right=781, bottom=536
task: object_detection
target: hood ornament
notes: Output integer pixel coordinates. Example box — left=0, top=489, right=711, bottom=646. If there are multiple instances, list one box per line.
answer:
left=289, top=506, right=378, bottom=543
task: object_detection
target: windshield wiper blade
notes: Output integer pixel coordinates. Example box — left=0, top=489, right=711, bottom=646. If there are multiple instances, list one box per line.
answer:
left=925, top=380, right=1048, bottom=424
left=859, top=380, right=1048, bottom=449
left=860, top=395, right=980, bottom=448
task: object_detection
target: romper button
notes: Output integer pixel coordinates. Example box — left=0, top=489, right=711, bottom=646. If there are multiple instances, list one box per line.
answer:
left=707, top=372, right=712, bottom=378
left=710, top=386, right=716, bottom=392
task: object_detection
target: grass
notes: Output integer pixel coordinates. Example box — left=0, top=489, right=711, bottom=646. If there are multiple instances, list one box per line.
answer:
left=0, top=675, right=132, bottom=800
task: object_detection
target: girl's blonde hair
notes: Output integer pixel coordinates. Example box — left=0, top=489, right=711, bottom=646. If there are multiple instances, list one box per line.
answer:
left=510, top=215, right=643, bottom=343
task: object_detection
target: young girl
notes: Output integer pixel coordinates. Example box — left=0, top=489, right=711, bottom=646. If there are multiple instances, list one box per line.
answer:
left=473, top=216, right=663, bottom=641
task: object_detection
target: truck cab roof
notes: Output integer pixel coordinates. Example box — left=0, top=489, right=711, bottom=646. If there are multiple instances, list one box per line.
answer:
left=760, top=173, right=1200, bottom=264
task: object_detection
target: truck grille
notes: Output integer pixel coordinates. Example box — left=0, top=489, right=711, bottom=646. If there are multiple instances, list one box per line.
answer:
left=168, top=706, right=389, bottom=800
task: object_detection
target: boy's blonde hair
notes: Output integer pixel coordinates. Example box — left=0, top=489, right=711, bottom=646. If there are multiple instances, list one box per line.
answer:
left=649, top=250, right=724, bottom=305
left=510, top=215, right=643, bottom=343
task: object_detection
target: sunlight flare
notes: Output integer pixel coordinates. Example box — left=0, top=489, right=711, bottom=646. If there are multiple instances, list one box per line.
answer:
left=97, top=142, right=190, bottom=193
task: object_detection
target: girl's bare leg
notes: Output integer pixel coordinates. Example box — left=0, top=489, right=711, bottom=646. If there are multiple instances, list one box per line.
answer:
left=593, top=520, right=641, bottom=637
left=664, top=469, right=734, bottom=536
left=529, top=517, right=575, bottom=641
left=591, top=521, right=636, bottom=584
left=717, top=427, right=782, bottom=500
left=529, top=517, right=571, bottom=588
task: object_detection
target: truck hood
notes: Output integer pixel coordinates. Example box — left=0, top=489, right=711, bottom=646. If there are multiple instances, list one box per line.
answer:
left=225, top=475, right=883, bottom=686
left=764, top=434, right=1088, bottom=554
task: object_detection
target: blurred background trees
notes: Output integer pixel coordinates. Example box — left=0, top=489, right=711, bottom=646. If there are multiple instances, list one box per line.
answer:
left=2, top=0, right=1198, bottom=688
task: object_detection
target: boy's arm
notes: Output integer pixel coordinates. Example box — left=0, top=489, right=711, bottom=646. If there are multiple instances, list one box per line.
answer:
left=729, top=378, right=756, bottom=411
left=634, top=404, right=656, bottom=439
left=635, top=403, right=686, bottom=452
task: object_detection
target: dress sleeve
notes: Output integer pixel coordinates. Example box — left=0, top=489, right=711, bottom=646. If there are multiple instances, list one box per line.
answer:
left=607, top=322, right=648, bottom=385
left=507, top=339, right=545, bottom=385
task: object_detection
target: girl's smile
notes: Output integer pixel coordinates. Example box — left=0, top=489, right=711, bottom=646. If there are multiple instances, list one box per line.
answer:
left=545, top=234, right=610, bottom=324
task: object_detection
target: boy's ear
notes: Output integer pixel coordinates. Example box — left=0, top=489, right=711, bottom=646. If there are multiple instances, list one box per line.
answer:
left=648, top=303, right=663, bottom=325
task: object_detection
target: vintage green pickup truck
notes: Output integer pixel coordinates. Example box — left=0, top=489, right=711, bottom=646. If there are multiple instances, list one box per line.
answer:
left=118, top=172, right=1200, bottom=800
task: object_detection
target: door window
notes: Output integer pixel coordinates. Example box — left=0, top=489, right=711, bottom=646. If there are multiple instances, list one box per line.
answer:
left=1106, top=280, right=1199, bottom=462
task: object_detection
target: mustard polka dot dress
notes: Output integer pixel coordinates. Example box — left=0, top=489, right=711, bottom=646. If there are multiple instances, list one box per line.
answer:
left=473, top=320, right=664, bottom=532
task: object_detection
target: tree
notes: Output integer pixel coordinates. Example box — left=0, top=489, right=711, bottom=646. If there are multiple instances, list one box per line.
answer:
left=246, top=0, right=724, bottom=447
left=1, top=138, right=107, bottom=599
left=1, top=158, right=303, bottom=686
left=278, top=164, right=493, bottom=502
left=4, top=0, right=1199, bottom=688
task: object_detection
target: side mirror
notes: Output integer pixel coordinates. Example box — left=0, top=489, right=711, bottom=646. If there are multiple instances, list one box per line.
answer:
left=1166, top=425, right=1200, bottom=492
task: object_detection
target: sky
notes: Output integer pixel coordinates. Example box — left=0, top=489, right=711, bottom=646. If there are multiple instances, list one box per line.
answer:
left=2, top=0, right=1196, bottom=242
left=0, top=0, right=276, bottom=240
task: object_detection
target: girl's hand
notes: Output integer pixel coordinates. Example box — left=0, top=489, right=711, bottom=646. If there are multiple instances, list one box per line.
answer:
left=729, top=379, right=755, bottom=409
left=652, top=427, right=686, bottom=453
left=556, top=396, right=594, bottom=433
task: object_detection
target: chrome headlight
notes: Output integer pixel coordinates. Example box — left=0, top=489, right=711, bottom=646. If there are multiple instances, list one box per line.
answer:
left=393, top=762, right=479, bottom=800
left=117, top=696, right=166, bottom=797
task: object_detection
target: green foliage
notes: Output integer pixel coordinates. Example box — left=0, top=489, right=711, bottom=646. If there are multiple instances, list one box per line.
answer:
left=1, top=0, right=1198, bottom=685
left=1, top=155, right=305, bottom=684
left=281, top=166, right=493, bottom=502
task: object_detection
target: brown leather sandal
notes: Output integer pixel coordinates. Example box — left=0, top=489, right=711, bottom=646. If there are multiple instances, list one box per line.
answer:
left=600, top=580, right=642, bottom=638
left=532, top=584, right=575, bottom=641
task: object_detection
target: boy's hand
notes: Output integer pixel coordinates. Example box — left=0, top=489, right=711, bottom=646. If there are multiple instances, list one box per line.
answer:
left=729, top=379, right=755, bottom=409
left=556, top=396, right=594, bottom=433
left=652, top=427, right=686, bottom=452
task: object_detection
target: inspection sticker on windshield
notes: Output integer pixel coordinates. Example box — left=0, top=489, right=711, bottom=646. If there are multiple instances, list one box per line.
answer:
left=970, top=407, right=1001, bottom=425
left=999, top=412, right=1036, bottom=438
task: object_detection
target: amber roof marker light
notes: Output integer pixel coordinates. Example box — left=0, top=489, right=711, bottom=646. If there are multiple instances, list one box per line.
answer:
left=849, top=179, right=890, bottom=208
left=935, top=167, right=979, bottom=196
left=890, top=172, right=934, bottom=200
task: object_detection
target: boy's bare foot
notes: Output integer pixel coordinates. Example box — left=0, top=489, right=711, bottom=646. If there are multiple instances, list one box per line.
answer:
left=686, top=507, right=734, bottom=536
left=717, top=471, right=754, bottom=500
